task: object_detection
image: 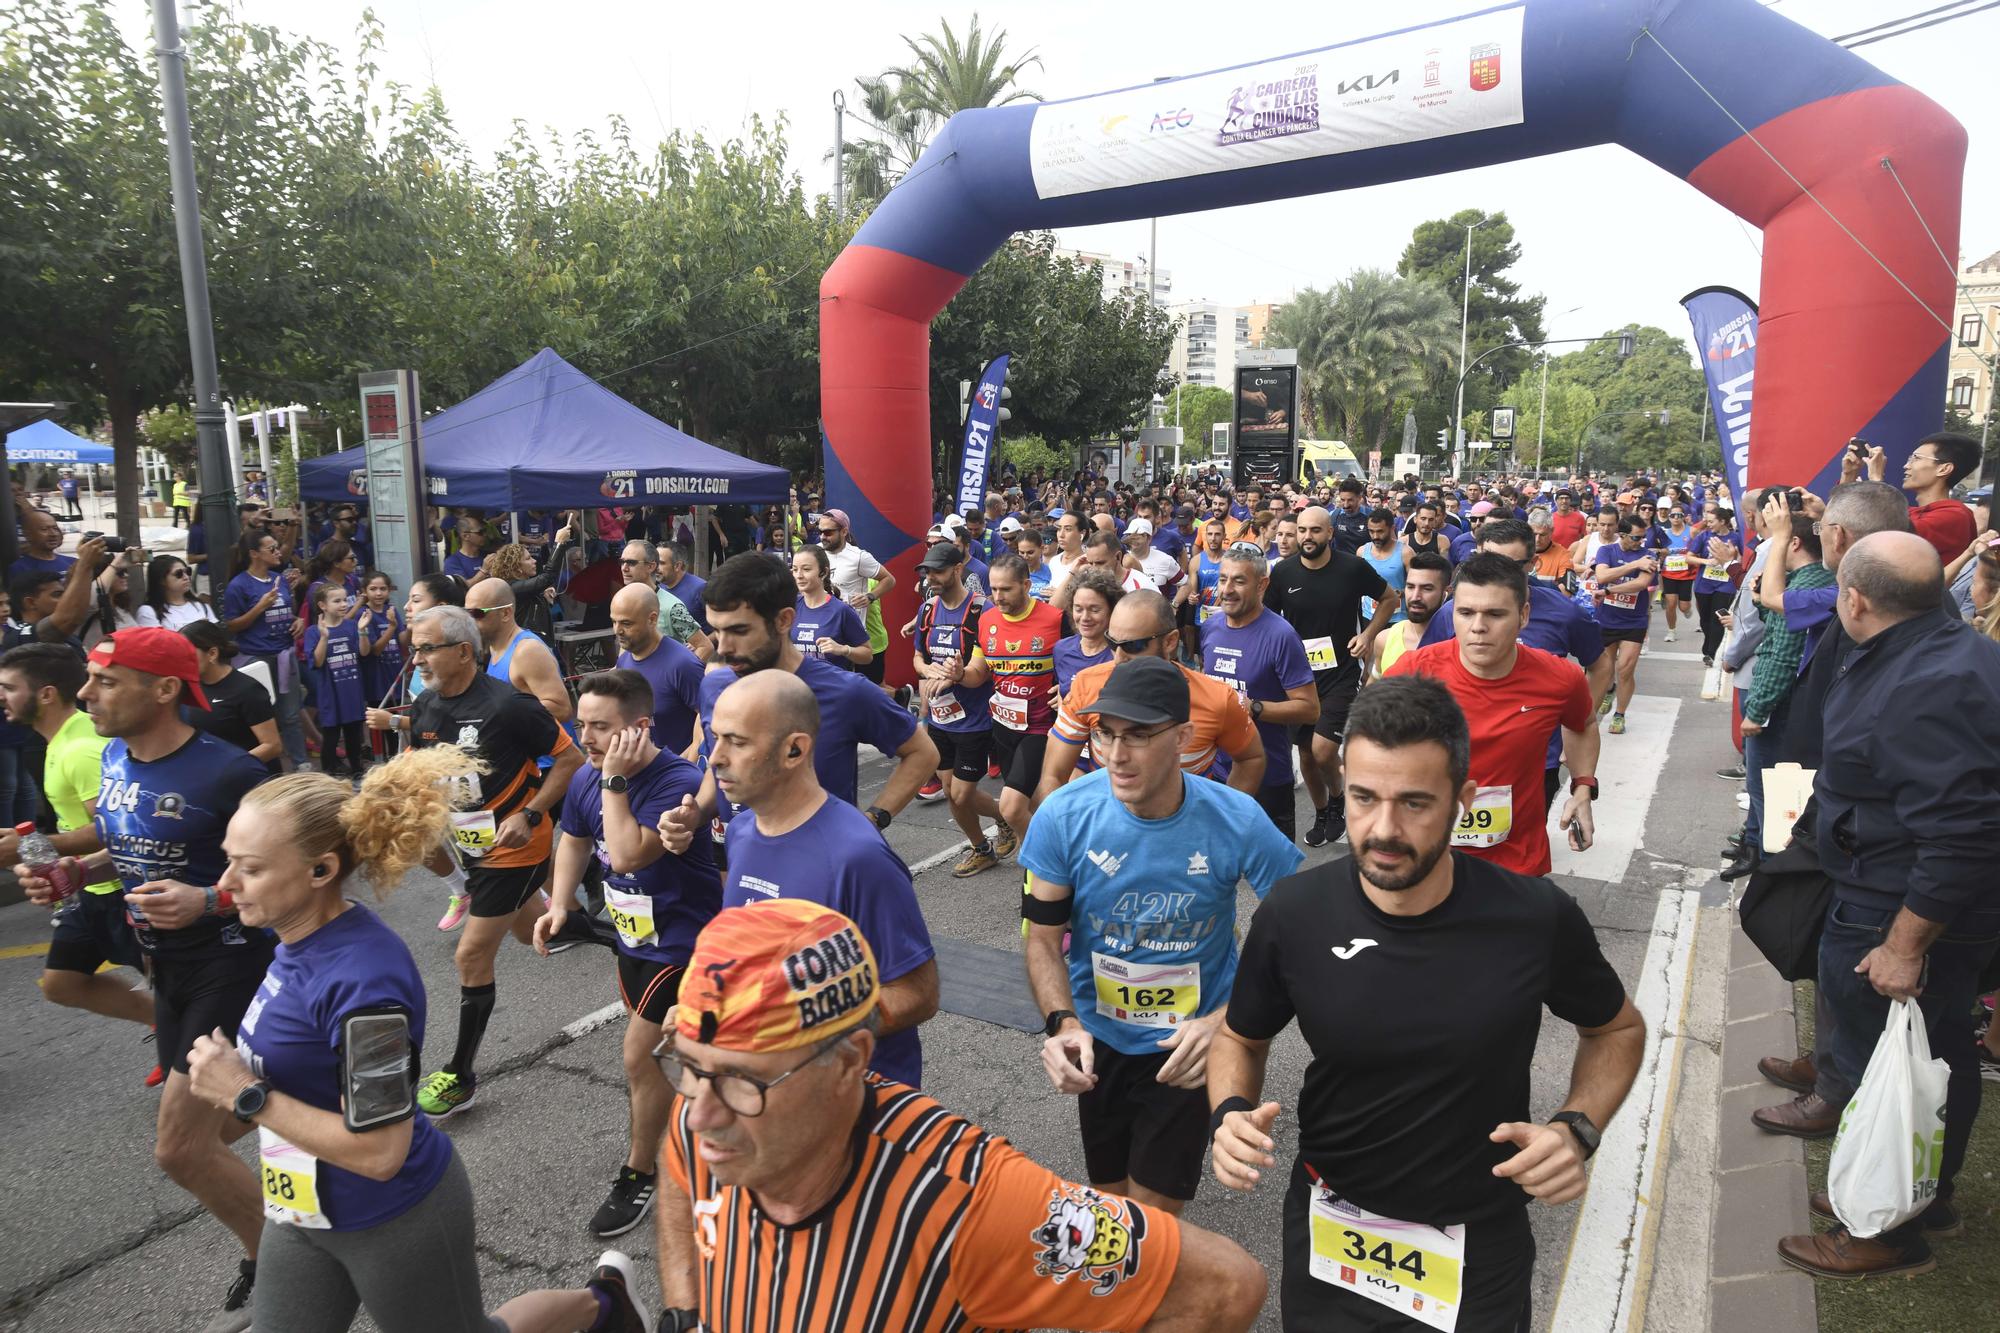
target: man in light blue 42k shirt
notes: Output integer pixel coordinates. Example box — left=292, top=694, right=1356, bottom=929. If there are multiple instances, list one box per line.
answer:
left=1021, top=657, right=1301, bottom=1217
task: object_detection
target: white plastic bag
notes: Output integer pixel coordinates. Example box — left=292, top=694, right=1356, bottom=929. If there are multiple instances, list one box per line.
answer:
left=1827, top=997, right=1949, bottom=1237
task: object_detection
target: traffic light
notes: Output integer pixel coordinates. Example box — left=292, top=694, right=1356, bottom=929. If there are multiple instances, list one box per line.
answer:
left=1436, top=428, right=1449, bottom=449
left=1617, top=330, right=1636, bottom=359
left=1658, top=407, right=1670, bottom=428
left=959, top=379, right=972, bottom=422
left=997, top=385, right=1012, bottom=424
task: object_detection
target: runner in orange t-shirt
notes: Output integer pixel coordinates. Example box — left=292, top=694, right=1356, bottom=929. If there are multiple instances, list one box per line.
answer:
left=654, top=900, right=1267, bottom=1333
left=1036, top=589, right=1263, bottom=803
left=1386, top=554, right=1600, bottom=877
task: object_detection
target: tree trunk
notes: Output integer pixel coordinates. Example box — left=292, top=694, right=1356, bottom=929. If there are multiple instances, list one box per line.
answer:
left=105, top=377, right=144, bottom=546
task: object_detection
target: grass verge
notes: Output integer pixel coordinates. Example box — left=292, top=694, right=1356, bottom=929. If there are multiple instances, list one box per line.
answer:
left=1795, top=980, right=1999, bottom=1332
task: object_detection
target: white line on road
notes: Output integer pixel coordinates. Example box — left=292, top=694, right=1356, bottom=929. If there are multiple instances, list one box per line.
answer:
left=1550, top=695, right=1680, bottom=883
left=1641, top=651, right=1710, bottom=664
left=562, top=1002, right=625, bottom=1041
left=908, top=825, right=1002, bottom=875
left=1550, top=887, right=1703, bottom=1331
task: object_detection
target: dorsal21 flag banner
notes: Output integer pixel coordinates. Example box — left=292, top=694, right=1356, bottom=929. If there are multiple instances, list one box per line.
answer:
left=1682, top=286, right=1757, bottom=535
left=956, top=354, right=1012, bottom=520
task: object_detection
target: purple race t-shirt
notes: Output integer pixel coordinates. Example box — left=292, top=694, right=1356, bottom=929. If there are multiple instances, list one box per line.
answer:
left=560, top=749, right=719, bottom=965
left=1201, top=607, right=1313, bottom=787
left=721, top=797, right=934, bottom=1087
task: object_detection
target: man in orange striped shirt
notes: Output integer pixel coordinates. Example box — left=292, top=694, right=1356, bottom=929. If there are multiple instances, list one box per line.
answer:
left=652, top=900, right=1265, bottom=1333
left=1036, top=590, right=1263, bottom=804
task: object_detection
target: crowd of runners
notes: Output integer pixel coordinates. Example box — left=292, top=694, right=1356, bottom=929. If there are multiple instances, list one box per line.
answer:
left=6, top=434, right=1998, bottom=1331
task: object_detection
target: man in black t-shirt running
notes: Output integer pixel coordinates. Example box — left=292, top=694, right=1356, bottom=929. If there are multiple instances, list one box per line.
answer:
left=1208, top=677, right=1645, bottom=1332
left=1262, top=507, right=1397, bottom=847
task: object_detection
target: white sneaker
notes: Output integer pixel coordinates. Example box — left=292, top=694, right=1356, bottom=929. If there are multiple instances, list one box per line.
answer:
left=1736, top=791, right=1752, bottom=811
left=1664, top=630, right=1677, bottom=642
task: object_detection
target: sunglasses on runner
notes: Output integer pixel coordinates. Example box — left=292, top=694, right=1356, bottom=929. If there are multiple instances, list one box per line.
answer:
left=1110, top=631, right=1168, bottom=655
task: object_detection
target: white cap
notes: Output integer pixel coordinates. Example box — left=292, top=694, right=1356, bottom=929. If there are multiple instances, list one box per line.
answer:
left=1125, top=518, right=1155, bottom=537
left=997, top=516, right=1024, bottom=535
left=940, top=513, right=968, bottom=534
left=925, top=524, right=949, bottom=543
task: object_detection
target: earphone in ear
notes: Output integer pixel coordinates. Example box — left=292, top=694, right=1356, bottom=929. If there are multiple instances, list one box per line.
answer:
left=312, top=864, right=331, bottom=878
left=788, top=745, right=801, bottom=758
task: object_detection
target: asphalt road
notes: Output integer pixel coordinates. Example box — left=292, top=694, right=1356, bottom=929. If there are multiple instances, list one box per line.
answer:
left=0, top=623, right=1740, bottom=1332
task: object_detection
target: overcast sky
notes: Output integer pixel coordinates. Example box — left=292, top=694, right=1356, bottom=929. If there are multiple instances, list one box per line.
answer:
left=155, top=0, right=1997, bottom=351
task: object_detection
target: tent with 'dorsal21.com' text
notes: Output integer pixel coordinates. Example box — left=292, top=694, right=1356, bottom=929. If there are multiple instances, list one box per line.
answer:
left=300, top=347, right=789, bottom=510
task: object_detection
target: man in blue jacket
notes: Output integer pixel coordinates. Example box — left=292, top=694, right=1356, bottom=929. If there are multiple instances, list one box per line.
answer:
left=1774, top=531, right=2000, bottom=1281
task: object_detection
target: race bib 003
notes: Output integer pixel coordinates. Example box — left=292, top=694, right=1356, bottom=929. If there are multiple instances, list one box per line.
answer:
left=991, top=693, right=1028, bottom=731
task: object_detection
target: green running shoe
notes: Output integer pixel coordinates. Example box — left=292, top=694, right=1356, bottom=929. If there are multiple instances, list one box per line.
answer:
left=417, top=1069, right=476, bottom=1119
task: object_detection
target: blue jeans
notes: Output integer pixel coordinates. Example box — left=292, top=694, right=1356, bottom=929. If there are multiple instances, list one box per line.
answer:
left=1742, top=704, right=1789, bottom=853
left=1815, top=896, right=2000, bottom=1240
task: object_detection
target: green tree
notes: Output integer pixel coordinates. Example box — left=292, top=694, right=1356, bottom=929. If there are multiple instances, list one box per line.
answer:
left=1497, top=378, right=1597, bottom=473
left=1548, top=326, right=1708, bottom=476
left=1165, top=385, right=1232, bottom=456
left=1272, top=269, right=1458, bottom=449
left=837, top=14, right=1040, bottom=211
left=931, top=235, right=1176, bottom=465
left=1397, top=209, right=1547, bottom=442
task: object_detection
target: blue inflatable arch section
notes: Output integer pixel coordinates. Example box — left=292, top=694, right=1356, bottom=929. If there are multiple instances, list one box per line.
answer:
left=820, top=0, right=1964, bottom=676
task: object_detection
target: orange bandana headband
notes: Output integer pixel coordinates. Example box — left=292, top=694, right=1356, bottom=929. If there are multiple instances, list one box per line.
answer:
left=677, top=900, right=879, bottom=1053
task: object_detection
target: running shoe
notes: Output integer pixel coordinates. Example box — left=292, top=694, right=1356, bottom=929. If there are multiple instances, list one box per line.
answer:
left=199, top=1259, right=255, bottom=1333
left=1323, top=806, right=1348, bottom=845
left=1303, top=805, right=1332, bottom=848
left=417, top=1070, right=476, bottom=1119
left=590, top=1168, right=658, bottom=1238
left=145, top=1064, right=166, bottom=1088
left=587, top=1250, right=652, bottom=1333
left=991, top=819, right=1019, bottom=860
left=952, top=842, right=999, bottom=878
left=539, top=890, right=581, bottom=954
left=1597, top=691, right=1614, bottom=718
left=894, top=684, right=914, bottom=711
left=438, top=894, right=468, bottom=931
left=988, top=759, right=1001, bottom=780
left=915, top=776, right=946, bottom=803
left=1716, top=763, right=1746, bottom=780
left=1664, top=630, right=1677, bottom=642
left=1608, top=713, right=1626, bottom=735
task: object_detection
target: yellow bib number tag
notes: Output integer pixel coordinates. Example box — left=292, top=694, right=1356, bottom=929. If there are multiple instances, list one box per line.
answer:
left=1303, top=635, right=1339, bottom=671
left=1309, top=1190, right=1464, bottom=1332
left=604, top=886, right=658, bottom=950
left=1665, top=552, right=1689, bottom=574
left=1451, top=786, right=1513, bottom=849
left=449, top=810, right=497, bottom=858
left=1089, top=952, right=1199, bottom=1029
left=259, top=1129, right=330, bottom=1229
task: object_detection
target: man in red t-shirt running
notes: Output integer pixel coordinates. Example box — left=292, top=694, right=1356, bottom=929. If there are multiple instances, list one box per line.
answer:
left=960, top=553, right=1068, bottom=850
left=1387, top=552, right=1601, bottom=877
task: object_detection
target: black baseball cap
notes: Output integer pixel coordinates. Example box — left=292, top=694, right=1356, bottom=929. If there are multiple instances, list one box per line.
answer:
left=1091, top=657, right=1189, bottom=726
left=917, top=544, right=965, bottom=571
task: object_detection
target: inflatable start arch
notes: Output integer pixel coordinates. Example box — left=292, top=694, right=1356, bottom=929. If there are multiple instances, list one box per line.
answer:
left=820, top=0, right=1964, bottom=677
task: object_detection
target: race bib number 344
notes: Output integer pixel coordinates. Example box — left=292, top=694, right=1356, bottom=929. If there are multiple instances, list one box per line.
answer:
left=1309, top=1190, right=1464, bottom=1332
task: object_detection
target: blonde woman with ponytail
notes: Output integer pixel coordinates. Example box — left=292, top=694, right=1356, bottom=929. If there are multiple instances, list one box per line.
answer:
left=183, top=748, right=652, bottom=1333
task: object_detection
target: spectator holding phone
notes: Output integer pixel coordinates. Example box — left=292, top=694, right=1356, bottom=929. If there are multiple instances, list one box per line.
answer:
left=1844, top=433, right=1979, bottom=564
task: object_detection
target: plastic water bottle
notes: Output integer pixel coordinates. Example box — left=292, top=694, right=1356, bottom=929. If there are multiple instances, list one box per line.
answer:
left=15, top=821, right=76, bottom=906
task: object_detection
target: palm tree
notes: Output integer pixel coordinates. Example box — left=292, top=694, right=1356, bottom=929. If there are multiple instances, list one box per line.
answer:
left=833, top=15, right=1041, bottom=211
left=890, top=14, right=1043, bottom=119
left=1275, top=270, right=1457, bottom=447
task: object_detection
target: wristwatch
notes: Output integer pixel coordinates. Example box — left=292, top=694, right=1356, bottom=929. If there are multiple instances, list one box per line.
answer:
left=866, top=805, right=893, bottom=831
left=1249, top=697, right=1265, bottom=721
left=233, top=1079, right=272, bottom=1124
left=1042, top=1008, right=1078, bottom=1037
left=1569, top=776, right=1600, bottom=800
left=599, top=774, right=629, bottom=794
left=1550, top=1110, right=1602, bottom=1159
left=523, top=808, right=545, bottom=828
left=659, top=1309, right=701, bottom=1333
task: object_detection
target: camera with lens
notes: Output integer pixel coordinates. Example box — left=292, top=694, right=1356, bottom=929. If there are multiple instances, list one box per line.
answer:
left=78, top=531, right=129, bottom=572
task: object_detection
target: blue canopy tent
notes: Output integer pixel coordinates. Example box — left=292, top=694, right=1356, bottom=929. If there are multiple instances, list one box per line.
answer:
left=5, top=419, right=115, bottom=464
left=300, top=348, right=788, bottom=508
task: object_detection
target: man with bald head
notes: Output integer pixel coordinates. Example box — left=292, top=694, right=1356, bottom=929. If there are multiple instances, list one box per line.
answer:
left=1264, top=505, right=1398, bottom=847
left=611, top=581, right=703, bottom=756
left=660, top=669, right=939, bottom=1086
left=1770, top=530, right=2000, bottom=1281
left=621, top=538, right=714, bottom=662
left=463, top=577, right=571, bottom=723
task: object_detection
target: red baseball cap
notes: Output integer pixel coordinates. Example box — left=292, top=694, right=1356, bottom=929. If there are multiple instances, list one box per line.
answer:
left=88, top=627, right=211, bottom=710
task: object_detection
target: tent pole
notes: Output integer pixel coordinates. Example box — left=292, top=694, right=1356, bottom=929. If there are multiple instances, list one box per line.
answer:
left=694, top=504, right=711, bottom=576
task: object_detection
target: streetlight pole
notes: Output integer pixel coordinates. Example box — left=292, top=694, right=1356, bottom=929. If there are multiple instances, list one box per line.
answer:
left=1536, top=351, right=1549, bottom=473
left=1452, top=218, right=1486, bottom=479
left=150, top=0, right=239, bottom=558
left=832, top=90, right=845, bottom=218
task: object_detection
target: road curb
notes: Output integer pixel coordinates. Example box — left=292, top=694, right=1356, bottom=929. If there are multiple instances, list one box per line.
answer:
left=1708, top=919, right=1819, bottom=1332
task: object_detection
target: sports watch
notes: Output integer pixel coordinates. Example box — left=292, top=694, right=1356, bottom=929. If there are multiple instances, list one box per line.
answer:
left=1550, top=1110, right=1601, bottom=1159
left=599, top=775, right=630, bottom=794
left=659, top=1309, right=701, bottom=1333
left=233, top=1079, right=272, bottom=1124
left=1042, top=1008, right=1078, bottom=1037
left=1569, top=776, right=1600, bottom=800
left=1249, top=698, right=1265, bottom=721
left=523, top=808, right=545, bottom=828
left=867, top=806, right=893, bottom=831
